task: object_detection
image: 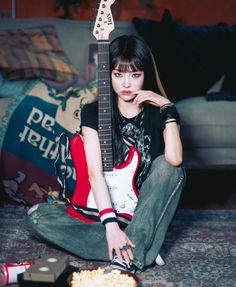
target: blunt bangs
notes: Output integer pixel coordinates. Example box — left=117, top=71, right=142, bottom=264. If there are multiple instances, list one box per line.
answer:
left=112, top=57, right=144, bottom=73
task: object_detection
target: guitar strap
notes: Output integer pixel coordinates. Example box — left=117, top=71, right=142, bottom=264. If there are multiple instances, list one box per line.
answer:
left=118, top=110, right=150, bottom=189
left=54, top=132, right=72, bottom=204
left=54, top=132, right=101, bottom=222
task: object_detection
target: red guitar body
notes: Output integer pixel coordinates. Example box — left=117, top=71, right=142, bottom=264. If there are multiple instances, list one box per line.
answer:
left=66, top=134, right=140, bottom=222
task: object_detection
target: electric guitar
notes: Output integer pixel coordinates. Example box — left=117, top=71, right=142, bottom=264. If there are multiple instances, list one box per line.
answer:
left=66, top=0, right=140, bottom=223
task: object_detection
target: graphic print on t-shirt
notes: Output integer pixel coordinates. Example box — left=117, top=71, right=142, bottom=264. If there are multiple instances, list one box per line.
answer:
left=121, top=121, right=151, bottom=189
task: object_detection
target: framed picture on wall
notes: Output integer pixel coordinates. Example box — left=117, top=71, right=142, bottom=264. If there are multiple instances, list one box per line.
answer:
left=86, top=43, right=98, bottom=83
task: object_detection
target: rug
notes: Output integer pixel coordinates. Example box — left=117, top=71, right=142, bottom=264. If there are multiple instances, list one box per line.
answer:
left=0, top=206, right=236, bottom=287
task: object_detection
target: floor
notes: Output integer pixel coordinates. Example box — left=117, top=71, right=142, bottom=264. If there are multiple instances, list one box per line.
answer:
left=1, top=169, right=236, bottom=286
left=179, top=169, right=236, bottom=209
left=2, top=207, right=236, bottom=287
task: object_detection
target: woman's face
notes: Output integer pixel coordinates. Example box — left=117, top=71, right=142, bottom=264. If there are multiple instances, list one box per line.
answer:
left=111, top=65, right=144, bottom=103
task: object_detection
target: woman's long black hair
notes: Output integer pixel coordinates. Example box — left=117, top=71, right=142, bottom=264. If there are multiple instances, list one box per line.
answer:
left=109, top=35, right=166, bottom=164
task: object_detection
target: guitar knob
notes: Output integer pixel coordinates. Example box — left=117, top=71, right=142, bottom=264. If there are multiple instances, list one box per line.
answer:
left=119, top=202, right=125, bottom=208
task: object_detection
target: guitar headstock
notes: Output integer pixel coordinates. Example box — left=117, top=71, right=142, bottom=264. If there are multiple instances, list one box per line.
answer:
left=93, top=0, right=115, bottom=41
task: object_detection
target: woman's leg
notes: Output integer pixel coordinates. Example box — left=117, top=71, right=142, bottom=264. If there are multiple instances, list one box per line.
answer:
left=125, top=155, right=186, bottom=270
left=26, top=203, right=109, bottom=261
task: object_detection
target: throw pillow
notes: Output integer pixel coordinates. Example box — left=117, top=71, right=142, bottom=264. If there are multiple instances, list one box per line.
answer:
left=0, top=25, right=80, bottom=88
left=133, top=10, right=230, bottom=102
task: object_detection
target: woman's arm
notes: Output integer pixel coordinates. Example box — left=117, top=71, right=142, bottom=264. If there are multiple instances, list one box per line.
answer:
left=163, top=122, right=183, bottom=166
left=82, top=126, right=135, bottom=262
left=82, top=126, right=113, bottom=211
left=133, top=90, right=183, bottom=166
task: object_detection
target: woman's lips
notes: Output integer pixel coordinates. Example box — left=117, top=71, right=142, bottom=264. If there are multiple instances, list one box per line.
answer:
left=121, top=91, right=132, bottom=95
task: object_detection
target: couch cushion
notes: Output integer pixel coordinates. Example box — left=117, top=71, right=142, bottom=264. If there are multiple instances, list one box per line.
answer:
left=0, top=25, right=81, bottom=91
left=176, top=96, right=236, bottom=149
left=133, top=10, right=232, bottom=102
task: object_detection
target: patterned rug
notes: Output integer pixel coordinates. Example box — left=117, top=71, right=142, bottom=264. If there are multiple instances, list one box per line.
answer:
left=1, top=206, right=236, bottom=287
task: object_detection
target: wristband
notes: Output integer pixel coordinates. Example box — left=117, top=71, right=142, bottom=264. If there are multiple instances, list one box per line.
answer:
left=165, top=119, right=177, bottom=124
left=160, top=103, right=180, bottom=127
left=159, top=102, right=172, bottom=109
left=99, top=208, right=118, bottom=225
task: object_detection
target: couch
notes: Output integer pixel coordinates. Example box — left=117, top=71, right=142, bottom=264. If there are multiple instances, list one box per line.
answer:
left=0, top=13, right=236, bottom=206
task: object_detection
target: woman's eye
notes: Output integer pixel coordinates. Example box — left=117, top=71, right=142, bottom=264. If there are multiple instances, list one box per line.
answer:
left=132, top=73, right=142, bottom=78
left=114, top=72, right=122, bottom=77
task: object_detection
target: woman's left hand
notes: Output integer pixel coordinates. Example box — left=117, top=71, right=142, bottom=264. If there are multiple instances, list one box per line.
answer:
left=132, top=90, right=170, bottom=107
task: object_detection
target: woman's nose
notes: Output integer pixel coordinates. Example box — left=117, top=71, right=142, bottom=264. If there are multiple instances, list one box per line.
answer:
left=123, top=74, right=130, bottom=88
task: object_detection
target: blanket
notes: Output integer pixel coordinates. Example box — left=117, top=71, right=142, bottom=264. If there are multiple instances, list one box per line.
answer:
left=0, top=80, right=97, bottom=205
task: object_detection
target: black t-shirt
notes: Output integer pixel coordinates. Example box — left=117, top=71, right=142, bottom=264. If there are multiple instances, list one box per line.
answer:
left=81, top=101, right=166, bottom=188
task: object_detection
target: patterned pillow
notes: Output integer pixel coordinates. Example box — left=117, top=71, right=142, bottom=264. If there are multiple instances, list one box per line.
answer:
left=0, top=25, right=80, bottom=84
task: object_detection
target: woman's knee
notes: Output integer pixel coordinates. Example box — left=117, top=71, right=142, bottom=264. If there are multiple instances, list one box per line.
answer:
left=139, top=156, right=185, bottom=199
left=26, top=203, right=44, bottom=231
left=150, top=155, right=185, bottom=180
left=27, top=203, right=40, bottom=216
left=26, top=203, right=60, bottom=228
left=26, top=203, right=66, bottom=239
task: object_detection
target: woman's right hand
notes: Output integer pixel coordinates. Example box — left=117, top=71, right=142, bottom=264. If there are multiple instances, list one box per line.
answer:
left=105, top=222, right=136, bottom=263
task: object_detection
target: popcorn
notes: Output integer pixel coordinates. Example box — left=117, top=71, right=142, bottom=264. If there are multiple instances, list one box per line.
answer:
left=71, top=267, right=137, bottom=287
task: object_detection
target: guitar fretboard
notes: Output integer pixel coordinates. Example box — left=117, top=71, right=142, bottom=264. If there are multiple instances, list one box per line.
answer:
left=98, top=42, right=113, bottom=171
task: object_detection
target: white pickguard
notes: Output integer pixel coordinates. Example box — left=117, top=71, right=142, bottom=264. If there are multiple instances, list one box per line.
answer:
left=87, top=149, right=139, bottom=216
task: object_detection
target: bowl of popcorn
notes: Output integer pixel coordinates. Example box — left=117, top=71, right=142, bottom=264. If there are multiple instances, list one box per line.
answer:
left=67, top=267, right=140, bottom=287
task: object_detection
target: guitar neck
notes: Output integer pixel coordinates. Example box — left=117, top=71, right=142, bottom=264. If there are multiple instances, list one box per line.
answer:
left=98, top=41, right=113, bottom=172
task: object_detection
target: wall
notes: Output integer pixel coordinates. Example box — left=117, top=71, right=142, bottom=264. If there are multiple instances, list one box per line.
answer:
left=0, top=0, right=235, bottom=25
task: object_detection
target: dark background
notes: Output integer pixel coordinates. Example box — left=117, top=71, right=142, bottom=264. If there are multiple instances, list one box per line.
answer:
left=0, top=0, right=235, bottom=25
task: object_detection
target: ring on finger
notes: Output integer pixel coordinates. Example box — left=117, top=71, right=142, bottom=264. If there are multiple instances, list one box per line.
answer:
left=120, top=244, right=130, bottom=251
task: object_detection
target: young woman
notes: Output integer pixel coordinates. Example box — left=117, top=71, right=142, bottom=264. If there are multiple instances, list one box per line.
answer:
left=27, top=35, right=186, bottom=273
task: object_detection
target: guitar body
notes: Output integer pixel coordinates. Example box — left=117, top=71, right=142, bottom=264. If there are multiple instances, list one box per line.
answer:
left=66, top=134, right=140, bottom=222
